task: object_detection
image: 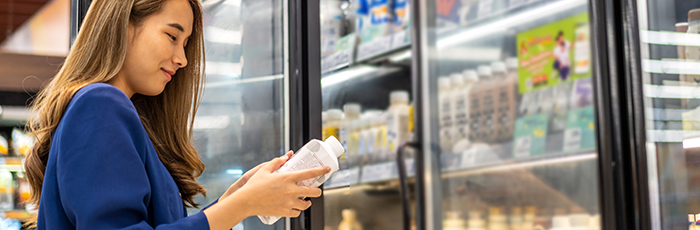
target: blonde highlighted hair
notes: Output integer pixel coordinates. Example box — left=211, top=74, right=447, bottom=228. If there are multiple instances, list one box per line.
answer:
left=25, top=0, right=207, bottom=218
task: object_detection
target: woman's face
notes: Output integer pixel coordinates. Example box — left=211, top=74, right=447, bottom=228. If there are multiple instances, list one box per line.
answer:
left=112, top=0, right=193, bottom=97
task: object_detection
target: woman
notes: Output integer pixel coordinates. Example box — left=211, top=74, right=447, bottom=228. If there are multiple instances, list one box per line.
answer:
left=24, top=0, right=329, bottom=229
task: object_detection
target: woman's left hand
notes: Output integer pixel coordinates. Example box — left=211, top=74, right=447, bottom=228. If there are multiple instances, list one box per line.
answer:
left=220, top=151, right=294, bottom=201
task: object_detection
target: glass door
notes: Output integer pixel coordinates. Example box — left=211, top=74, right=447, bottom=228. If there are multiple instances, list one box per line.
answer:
left=634, top=0, right=700, bottom=229
left=191, top=0, right=289, bottom=229
left=416, top=0, right=602, bottom=229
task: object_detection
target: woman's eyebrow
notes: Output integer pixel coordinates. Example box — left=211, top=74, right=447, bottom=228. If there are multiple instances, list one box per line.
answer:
left=168, top=23, right=184, bottom=32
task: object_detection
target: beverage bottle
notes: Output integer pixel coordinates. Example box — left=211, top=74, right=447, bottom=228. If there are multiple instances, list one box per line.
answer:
left=341, top=103, right=362, bottom=168
left=372, top=113, right=389, bottom=162
left=492, top=61, right=518, bottom=142
left=338, top=209, right=364, bottom=230
left=324, top=109, right=344, bottom=141
left=439, top=77, right=454, bottom=152
left=321, top=0, right=345, bottom=56
left=451, top=73, right=468, bottom=143
left=258, top=136, right=345, bottom=225
left=361, top=111, right=379, bottom=164
left=0, top=169, right=13, bottom=211
left=387, top=91, right=411, bottom=158
left=469, top=66, right=494, bottom=142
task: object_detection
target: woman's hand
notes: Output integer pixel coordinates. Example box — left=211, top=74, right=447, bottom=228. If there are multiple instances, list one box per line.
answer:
left=233, top=153, right=330, bottom=218
left=219, top=151, right=294, bottom=201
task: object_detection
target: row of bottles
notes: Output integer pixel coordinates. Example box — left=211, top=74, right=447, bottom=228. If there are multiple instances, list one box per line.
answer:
left=322, top=91, right=413, bottom=169
left=321, top=0, right=412, bottom=57
left=444, top=207, right=600, bottom=230
left=0, top=128, right=34, bottom=157
left=438, top=58, right=519, bottom=153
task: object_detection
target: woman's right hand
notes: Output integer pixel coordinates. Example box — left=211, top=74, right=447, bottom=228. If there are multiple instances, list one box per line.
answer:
left=233, top=154, right=331, bottom=218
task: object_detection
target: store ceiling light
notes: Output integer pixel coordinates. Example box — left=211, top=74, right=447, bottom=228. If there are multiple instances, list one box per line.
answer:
left=226, top=169, right=243, bottom=177
left=205, top=26, right=241, bottom=44
left=436, top=0, right=586, bottom=49
left=321, top=65, right=378, bottom=88
left=684, top=136, right=700, bottom=149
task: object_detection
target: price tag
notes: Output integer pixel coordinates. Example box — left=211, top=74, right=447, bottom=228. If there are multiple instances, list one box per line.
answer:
left=361, top=162, right=398, bottom=183
left=460, top=148, right=478, bottom=168
left=321, top=50, right=353, bottom=73
left=357, top=35, right=394, bottom=61
left=563, top=128, right=582, bottom=152
left=513, top=136, right=532, bottom=158
left=391, top=31, right=408, bottom=49
left=477, top=0, right=493, bottom=19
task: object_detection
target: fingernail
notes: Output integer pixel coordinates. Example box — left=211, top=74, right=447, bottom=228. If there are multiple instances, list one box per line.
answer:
left=326, top=166, right=331, bottom=172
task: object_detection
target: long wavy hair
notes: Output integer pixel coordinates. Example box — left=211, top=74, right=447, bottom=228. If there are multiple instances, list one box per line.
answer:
left=24, top=0, right=207, bottom=215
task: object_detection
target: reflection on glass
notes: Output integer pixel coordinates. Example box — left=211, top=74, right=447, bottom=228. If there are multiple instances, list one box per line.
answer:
left=426, top=0, right=600, bottom=229
left=189, top=0, right=286, bottom=229
left=637, top=1, right=700, bottom=229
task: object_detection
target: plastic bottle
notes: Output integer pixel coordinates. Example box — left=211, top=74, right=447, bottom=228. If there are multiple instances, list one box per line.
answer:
left=321, top=0, right=345, bottom=56
left=324, top=109, right=344, bottom=141
left=439, top=77, right=454, bottom=152
left=444, top=211, right=467, bottom=230
left=686, top=9, right=700, bottom=86
left=491, top=61, right=518, bottom=142
left=341, top=103, right=362, bottom=168
left=360, top=111, right=379, bottom=164
left=469, top=66, right=494, bottom=142
left=0, top=169, right=13, bottom=211
left=509, top=207, right=524, bottom=230
left=393, top=0, right=410, bottom=33
left=451, top=73, right=469, bottom=143
left=488, top=207, right=508, bottom=230
left=467, top=210, right=487, bottom=230
left=322, top=111, right=329, bottom=140
left=387, top=91, right=411, bottom=159
left=258, top=136, right=345, bottom=225
left=338, top=209, right=364, bottom=230
left=372, top=113, right=389, bottom=162
left=369, top=0, right=391, bottom=35
left=355, top=0, right=372, bottom=33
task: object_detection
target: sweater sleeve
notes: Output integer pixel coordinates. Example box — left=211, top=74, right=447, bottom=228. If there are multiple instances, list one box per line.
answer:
left=54, top=86, right=210, bottom=230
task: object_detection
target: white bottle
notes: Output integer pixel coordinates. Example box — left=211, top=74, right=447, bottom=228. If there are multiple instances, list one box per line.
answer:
left=438, top=77, right=454, bottom=152
left=451, top=73, right=468, bottom=143
left=361, top=111, right=379, bottom=164
left=371, top=113, right=389, bottom=162
left=321, top=0, right=345, bottom=56
left=386, top=91, right=411, bottom=159
left=341, top=103, right=362, bottom=168
left=258, top=136, right=345, bottom=225
left=0, top=169, right=13, bottom=211
left=324, top=109, right=344, bottom=141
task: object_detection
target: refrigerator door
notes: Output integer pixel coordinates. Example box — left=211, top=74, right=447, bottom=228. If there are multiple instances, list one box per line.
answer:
left=317, top=0, right=415, bottom=228
left=634, top=1, right=700, bottom=229
left=415, top=0, right=602, bottom=229
left=190, top=0, right=289, bottom=229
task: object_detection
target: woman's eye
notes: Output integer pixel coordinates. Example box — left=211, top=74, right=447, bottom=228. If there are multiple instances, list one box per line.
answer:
left=167, top=34, right=177, bottom=41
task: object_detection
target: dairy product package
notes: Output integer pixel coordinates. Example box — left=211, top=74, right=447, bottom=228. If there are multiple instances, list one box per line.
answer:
left=258, top=136, right=345, bottom=225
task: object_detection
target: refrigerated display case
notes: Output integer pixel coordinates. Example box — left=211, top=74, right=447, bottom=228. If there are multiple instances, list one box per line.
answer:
left=630, top=0, right=700, bottom=229
left=318, top=0, right=416, bottom=229
left=414, top=0, right=603, bottom=229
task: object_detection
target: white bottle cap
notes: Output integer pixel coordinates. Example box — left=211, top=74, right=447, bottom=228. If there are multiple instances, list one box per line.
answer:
left=477, top=66, right=492, bottom=78
left=327, top=109, right=344, bottom=120
left=506, top=58, right=519, bottom=70
left=491, top=61, right=507, bottom=74
left=462, top=70, right=479, bottom=83
left=322, top=112, right=328, bottom=122
left=390, top=91, right=410, bottom=104
left=343, top=103, right=362, bottom=117
left=450, top=73, right=464, bottom=85
left=324, top=135, right=345, bottom=157
left=438, top=77, right=451, bottom=89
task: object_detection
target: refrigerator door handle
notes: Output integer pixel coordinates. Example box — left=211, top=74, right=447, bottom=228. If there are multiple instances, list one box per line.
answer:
left=397, top=141, right=421, bottom=230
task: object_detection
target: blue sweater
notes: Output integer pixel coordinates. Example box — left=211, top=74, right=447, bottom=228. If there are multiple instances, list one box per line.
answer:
left=38, top=83, right=214, bottom=229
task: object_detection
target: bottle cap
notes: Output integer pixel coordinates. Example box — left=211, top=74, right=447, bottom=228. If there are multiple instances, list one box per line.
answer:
left=506, top=58, right=519, bottom=70
left=450, top=73, right=464, bottom=85
left=343, top=103, right=362, bottom=117
left=327, top=109, right=344, bottom=120
left=438, top=77, right=451, bottom=89
left=390, top=91, right=410, bottom=103
left=690, top=9, right=700, bottom=22
left=463, top=70, right=479, bottom=83
left=491, top=61, right=507, bottom=74
left=677, top=22, right=689, bottom=32
left=324, top=135, right=345, bottom=157
left=322, top=112, right=328, bottom=122
left=477, top=66, right=492, bottom=78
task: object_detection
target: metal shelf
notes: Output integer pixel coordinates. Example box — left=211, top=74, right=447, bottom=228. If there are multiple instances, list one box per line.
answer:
left=442, top=151, right=597, bottom=179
